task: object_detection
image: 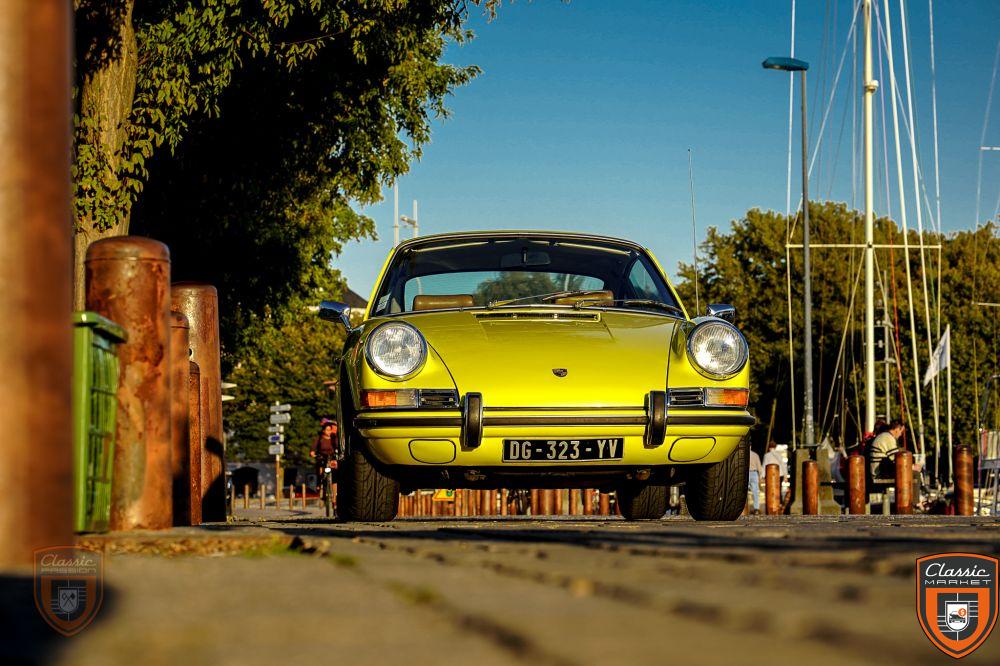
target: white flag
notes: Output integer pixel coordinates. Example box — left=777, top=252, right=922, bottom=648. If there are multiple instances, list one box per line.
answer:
left=923, top=325, right=950, bottom=387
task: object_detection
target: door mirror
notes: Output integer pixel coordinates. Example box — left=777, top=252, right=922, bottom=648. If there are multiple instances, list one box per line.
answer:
left=318, top=300, right=354, bottom=329
left=706, top=303, right=736, bottom=323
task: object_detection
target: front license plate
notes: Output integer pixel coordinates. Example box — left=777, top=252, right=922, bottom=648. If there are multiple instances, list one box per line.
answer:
left=502, top=438, right=624, bottom=462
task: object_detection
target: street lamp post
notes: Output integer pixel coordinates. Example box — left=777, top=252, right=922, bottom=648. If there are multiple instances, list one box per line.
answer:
left=763, top=56, right=814, bottom=449
left=400, top=199, right=419, bottom=239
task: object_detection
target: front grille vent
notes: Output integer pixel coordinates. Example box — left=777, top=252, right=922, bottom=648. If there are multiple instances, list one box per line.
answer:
left=418, top=389, right=459, bottom=409
left=668, top=388, right=704, bottom=407
left=475, top=312, right=600, bottom=322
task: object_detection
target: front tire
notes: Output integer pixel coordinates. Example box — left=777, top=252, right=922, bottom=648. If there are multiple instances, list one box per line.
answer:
left=616, top=483, right=668, bottom=520
left=337, top=445, right=399, bottom=522
left=684, top=438, right=749, bottom=521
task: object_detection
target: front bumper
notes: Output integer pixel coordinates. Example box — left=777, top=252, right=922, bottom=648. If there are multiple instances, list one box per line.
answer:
left=354, top=405, right=754, bottom=468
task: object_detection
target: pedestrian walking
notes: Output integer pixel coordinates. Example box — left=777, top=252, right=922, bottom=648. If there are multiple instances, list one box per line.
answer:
left=748, top=447, right=764, bottom=515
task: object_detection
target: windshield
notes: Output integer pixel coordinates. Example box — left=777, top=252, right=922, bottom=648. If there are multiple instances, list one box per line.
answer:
left=370, top=235, right=682, bottom=317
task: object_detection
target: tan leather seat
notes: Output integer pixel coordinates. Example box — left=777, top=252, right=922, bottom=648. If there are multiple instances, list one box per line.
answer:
left=552, top=290, right=614, bottom=306
left=412, top=294, right=475, bottom=311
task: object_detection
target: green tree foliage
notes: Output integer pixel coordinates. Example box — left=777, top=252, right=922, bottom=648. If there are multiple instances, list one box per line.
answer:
left=673, top=202, right=1000, bottom=471
left=474, top=272, right=587, bottom=304
left=72, top=0, right=491, bottom=305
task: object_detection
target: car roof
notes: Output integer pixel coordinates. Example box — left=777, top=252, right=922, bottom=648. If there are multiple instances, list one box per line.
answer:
left=392, top=230, right=649, bottom=254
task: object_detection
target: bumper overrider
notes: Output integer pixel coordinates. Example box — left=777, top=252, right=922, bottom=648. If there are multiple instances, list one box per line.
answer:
left=354, top=390, right=755, bottom=468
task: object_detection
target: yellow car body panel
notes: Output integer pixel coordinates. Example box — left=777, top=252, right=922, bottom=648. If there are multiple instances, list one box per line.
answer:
left=341, top=231, right=752, bottom=476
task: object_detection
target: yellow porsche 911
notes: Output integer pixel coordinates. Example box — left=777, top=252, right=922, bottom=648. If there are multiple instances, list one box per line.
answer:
left=320, top=231, right=753, bottom=522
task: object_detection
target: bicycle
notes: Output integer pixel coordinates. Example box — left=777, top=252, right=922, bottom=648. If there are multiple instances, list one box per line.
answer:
left=317, top=454, right=337, bottom=518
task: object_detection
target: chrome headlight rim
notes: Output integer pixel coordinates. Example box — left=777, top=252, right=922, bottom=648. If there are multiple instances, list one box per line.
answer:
left=686, top=320, right=749, bottom=380
left=364, top=321, right=427, bottom=380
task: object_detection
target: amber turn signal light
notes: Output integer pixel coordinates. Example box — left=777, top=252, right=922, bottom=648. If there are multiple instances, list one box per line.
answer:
left=361, top=389, right=418, bottom=409
left=704, top=388, right=749, bottom=407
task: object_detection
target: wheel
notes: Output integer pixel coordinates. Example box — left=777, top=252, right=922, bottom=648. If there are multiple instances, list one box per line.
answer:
left=684, top=438, right=749, bottom=521
left=337, top=444, right=399, bottom=522
left=616, top=483, right=668, bottom=520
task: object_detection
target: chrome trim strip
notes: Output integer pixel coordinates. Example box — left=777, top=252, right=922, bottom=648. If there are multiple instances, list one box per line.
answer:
left=354, top=412, right=755, bottom=429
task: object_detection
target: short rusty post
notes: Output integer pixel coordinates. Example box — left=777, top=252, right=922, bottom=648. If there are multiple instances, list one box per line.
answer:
left=86, top=237, right=173, bottom=530
left=229, top=483, right=235, bottom=512
left=169, top=311, right=192, bottom=525
left=848, top=454, right=866, bottom=515
left=300, top=483, right=306, bottom=509
left=765, top=463, right=781, bottom=515
left=171, top=283, right=225, bottom=521
left=0, top=0, right=74, bottom=565
left=955, top=445, right=974, bottom=516
left=187, top=362, right=203, bottom=524
left=243, top=484, right=249, bottom=510
left=554, top=490, right=563, bottom=515
left=802, top=460, right=819, bottom=515
left=259, top=484, right=265, bottom=510
left=599, top=492, right=611, bottom=516
left=289, top=486, right=295, bottom=510
left=482, top=490, right=492, bottom=516
left=530, top=489, right=540, bottom=515
left=501, top=489, right=509, bottom=516
left=569, top=489, right=580, bottom=515
left=894, top=451, right=913, bottom=515
left=584, top=490, right=594, bottom=515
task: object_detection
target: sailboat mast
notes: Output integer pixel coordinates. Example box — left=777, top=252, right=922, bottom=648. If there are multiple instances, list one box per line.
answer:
left=863, top=0, right=877, bottom=434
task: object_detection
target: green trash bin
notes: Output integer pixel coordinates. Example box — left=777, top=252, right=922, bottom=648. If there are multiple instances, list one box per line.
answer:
left=72, top=311, right=127, bottom=532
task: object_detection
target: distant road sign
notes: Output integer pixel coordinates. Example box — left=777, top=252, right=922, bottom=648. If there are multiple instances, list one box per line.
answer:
left=267, top=434, right=284, bottom=443
left=269, top=413, right=290, bottom=425
left=269, top=403, right=292, bottom=413
left=267, top=425, right=284, bottom=434
left=268, top=444, right=284, bottom=456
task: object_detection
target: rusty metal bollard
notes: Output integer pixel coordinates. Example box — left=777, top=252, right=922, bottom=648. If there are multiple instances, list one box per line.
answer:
left=301, top=483, right=306, bottom=509
left=848, top=454, right=866, bottom=515
left=0, top=0, right=74, bottom=565
left=894, top=451, right=913, bottom=515
left=584, top=489, right=594, bottom=515
left=188, top=362, right=203, bottom=524
left=170, top=312, right=192, bottom=525
left=243, top=484, right=249, bottom=510
left=802, top=460, right=819, bottom=515
left=259, top=485, right=265, bottom=510
left=289, top=486, right=295, bottom=510
left=554, top=490, right=564, bottom=516
left=765, top=463, right=781, bottom=515
left=501, top=489, right=509, bottom=516
left=955, top=445, right=974, bottom=516
left=86, top=237, right=173, bottom=530
left=599, top=492, right=611, bottom=516
left=171, top=283, right=225, bottom=521
left=569, top=489, right=580, bottom=516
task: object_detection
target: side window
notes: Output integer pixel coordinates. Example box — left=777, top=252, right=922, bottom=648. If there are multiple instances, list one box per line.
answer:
left=626, top=260, right=663, bottom=301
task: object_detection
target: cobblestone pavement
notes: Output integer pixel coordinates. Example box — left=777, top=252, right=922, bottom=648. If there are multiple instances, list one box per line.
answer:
left=3, top=511, right=999, bottom=665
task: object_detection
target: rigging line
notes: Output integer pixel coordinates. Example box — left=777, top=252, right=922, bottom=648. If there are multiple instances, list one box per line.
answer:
left=927, top=0, right=943, bottom=234
left=878, top=21, right=893, bottom=220
left=899, top=0, right=941, bottom=461
left=806, top=0, right=863, bottom=182
left=818, top=259, right=865, bottom=442
left=852, top=16, right=858, bottom=210
left=972, top=41, right=1000, bottom=424
left=875, top=248, right=913, bottom=432
left=974, top=40, right=1000, bottom=228
left=785, top=244, right=798, bottom=449
left=687, top=149, right=701, bottom=314
left=785, top=0, right=797, bottom=222
left=879, top=0, right=925, bottom=455
left=825, top=68, right=854, bottom=199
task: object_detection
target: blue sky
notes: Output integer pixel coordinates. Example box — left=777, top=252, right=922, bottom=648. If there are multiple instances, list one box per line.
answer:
left=337, top=0, right=1000, bottom=298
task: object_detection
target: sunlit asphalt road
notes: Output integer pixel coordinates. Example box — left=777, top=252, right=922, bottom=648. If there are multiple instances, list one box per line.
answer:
left=3, top=510, right=999, bottom=665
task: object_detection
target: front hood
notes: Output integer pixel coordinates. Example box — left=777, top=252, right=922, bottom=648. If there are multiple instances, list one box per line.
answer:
left=404, top=309, right=678, bottom=408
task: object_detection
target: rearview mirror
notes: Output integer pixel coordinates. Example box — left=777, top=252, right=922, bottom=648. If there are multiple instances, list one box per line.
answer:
left=318, top=300, right=353, bottom=329
left=499, top=250, right=551, bottom=268
left=706, top=303, right=736, bottom=323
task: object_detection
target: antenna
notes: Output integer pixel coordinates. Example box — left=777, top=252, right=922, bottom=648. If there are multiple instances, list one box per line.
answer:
left=687, top=149, right=701, bottom=314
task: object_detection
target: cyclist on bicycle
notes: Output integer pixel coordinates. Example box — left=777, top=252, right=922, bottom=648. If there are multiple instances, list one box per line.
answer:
left=309, top=418, right=339, bottom=475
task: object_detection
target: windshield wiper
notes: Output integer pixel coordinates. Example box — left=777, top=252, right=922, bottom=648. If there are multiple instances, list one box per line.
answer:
left=487, top=290, right=601, bottom=309
left=574, top=298, right=685, bottom=317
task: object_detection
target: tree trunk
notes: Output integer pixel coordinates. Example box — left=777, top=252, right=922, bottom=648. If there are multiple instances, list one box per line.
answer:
left=72, top=1, right=137, bottom=309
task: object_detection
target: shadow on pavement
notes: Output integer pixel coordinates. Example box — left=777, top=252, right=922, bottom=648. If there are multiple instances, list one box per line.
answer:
left=260, top=515, right=1000, bottom=557
left=0, top=574, right=118, bottom=666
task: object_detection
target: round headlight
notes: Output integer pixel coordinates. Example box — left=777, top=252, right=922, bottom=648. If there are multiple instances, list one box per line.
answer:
left=365, top=322, right=427, bottom=378
left=686, top=321, right=748, bottom=379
